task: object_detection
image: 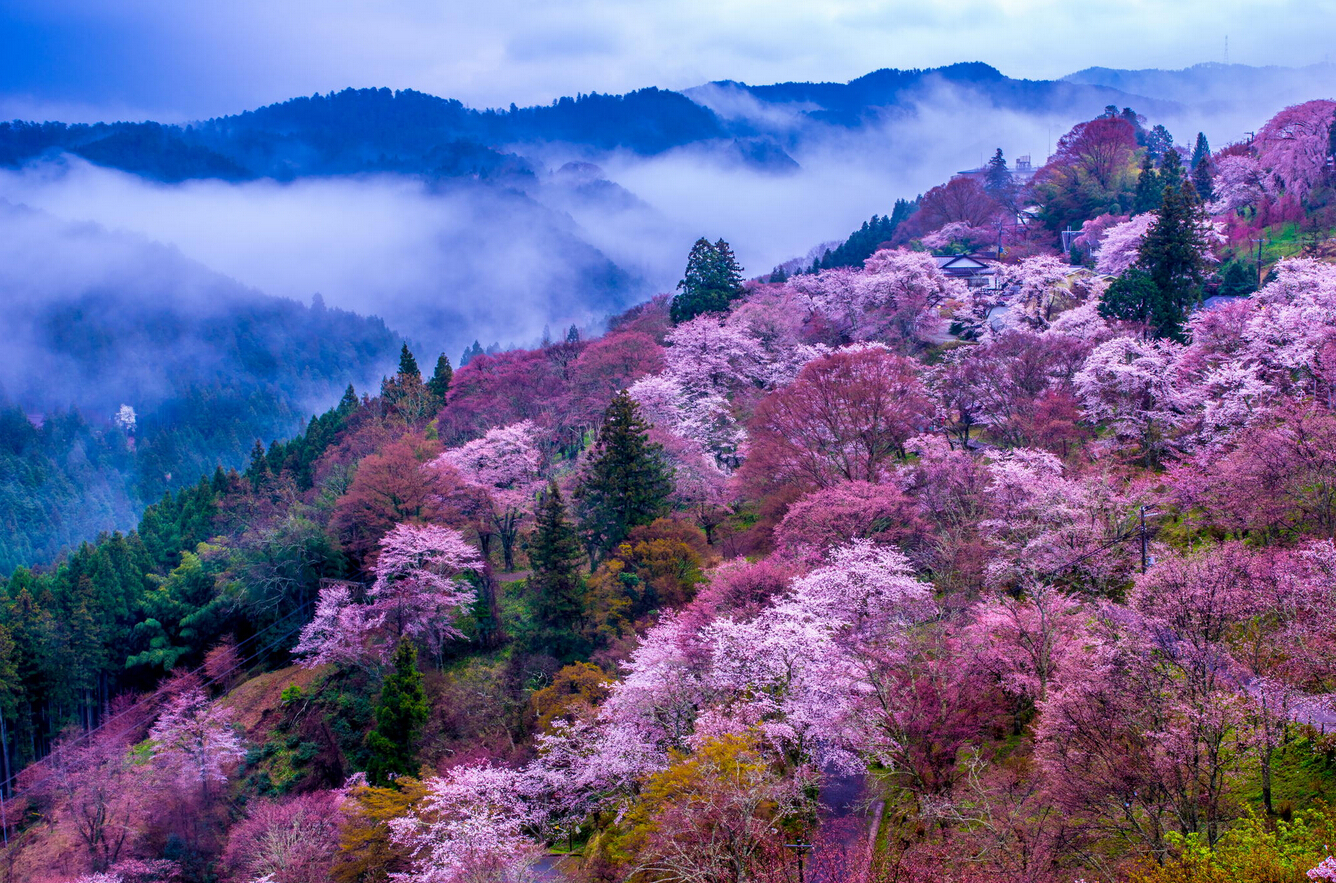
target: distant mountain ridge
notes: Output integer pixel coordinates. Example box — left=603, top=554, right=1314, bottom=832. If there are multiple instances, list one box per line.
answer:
left=0, top=62, right=1182, bottom=183
left=0, top=87, right=728, bottom=183
left=1063, top=62, right=1336, bottom=115
left=687, top=62, right=1182, bottom=131
left=4, top=60, right=1330, bottom=185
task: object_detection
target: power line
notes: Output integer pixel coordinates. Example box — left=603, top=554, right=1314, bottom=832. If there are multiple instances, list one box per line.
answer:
left=0, top=601, right=314, bottom=814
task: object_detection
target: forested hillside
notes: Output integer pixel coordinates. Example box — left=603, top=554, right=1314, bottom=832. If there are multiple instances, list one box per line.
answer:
left=0, top=203, right=401, bottom=572
left=4, top=95, right=1336, bottom=883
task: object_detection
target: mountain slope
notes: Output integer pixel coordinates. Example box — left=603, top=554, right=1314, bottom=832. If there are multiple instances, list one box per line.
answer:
left=0, top=200, right=402, bottom=572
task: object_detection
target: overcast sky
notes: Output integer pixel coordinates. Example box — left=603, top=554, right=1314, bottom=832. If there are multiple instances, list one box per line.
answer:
left=1, top=0, right=1333, bottom=122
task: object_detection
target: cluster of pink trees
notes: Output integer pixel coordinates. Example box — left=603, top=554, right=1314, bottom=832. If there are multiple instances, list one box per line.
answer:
left=295, top=522, right=480, bottom=668
left=788, top=249, right=967, bottom=346
left=437, top=421, right=545, bottom=571
left=1253, top=100, right=1336, bottom=201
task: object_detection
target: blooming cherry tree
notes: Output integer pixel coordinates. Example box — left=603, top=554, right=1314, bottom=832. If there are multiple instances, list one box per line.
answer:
left=149, top=685, right=246, bottom=799
left=390, top=764, right=545, bottom=883
left=1254, top=100, right=1336, bottom=201
left=1095, top=213, right=1154, bottom=276
left=1209, top=153, right=1271, bottom=214
left=1075, top=335, right=1188, bottom=465
left=294, top=523, right=479, bottom=667
left=438, top=421, right=544, bottom=571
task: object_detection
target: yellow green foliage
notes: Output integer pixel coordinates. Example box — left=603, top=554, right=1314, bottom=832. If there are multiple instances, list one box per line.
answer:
left=603, top=734, right=802, bottom=882
left=331, top=778, right=429, bottom=883
left=1128, top=806, right=1336, bottom=883
left=531, top=662, right=612, bottom=733
left=584, top=518, right=709, bottom=643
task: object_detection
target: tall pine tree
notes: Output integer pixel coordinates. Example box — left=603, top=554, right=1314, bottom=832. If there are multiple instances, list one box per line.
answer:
left=669, top=238, right=745, bottom=324
left=984, top=148, right=1014, bottom=205
left=397, top=344, right=420, bottom=380
left=576, top=392, right=673, bottom=559
left=427, top=354, right=453, bottom=401
left=1190, top=132, right=1210, bottom=169
left=366, top=639, right=428, bottom=787
left=526, top=481, right=589, bottom=662
left=1192, top=154, right=1216, bottom=202
left=1102, top=174, right=1208, bottom=340
left=1133, top=153, right=1161, bottom=214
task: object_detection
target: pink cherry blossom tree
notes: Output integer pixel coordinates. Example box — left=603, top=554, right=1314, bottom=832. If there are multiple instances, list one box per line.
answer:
left=438, top=421, right=544, bottom=571
left=1209, top=153, right=1272, bottom=214
left=148, top=685, right=246, bottom=802
left=860, top=247, right=969, bottom=343
left=389, top=764, right=545, bottom=883
left=1075, top=335, right=1189, bottom=466
left=773, top=480, right=925, bottom=564
left=997, top=255, right=1081, bottom=331
left=294, top=523, right=479, bottom=668
left=1095, top=213, right=1154, bottom=276
left=743, top=345, right=934, bottom=490
left=1254, top=100, right=1336, bottom=201
left=367, top=523, right=481, bottom=658
left=291, top=582, right=375, bottom=669
left=968, top=585, right=1089, bottom=704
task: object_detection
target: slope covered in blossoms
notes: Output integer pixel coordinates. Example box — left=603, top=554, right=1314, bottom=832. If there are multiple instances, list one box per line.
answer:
left=4, top=97, right=1336, bottom=883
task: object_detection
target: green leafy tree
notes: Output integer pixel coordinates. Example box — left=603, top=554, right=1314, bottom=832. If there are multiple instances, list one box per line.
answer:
left=576, top=392, right=674, bottom=559
left=1217, top=259, right=1257, bottom=297
left=1098, top=268, right=1161, bottom=327
left=670, top=238, right=745, bottom=324
left=427, top=354, right=453, bottom=401
left=525, top=482, right=589, bottom=662
left=366, top=639, right=428, bottom=787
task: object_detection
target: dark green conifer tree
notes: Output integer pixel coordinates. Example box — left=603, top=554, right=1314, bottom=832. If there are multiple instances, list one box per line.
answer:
left=984, top=148, right=1013, bottom=200
left=1190, top=132, right=1210, bottom=170
left=246, top=440, right=270, bottom=488
left=1101, top=175, right=1208, bottom=340
left=397, top=344, right=420, bottom=380
left=1146, top=124, right=1174, bottom=160
left=427, top=354, right=453, bottom=401
left=338, top=384, right=358, bottom=414
left=460, top=340, right=484, bottom=367
left=1133, top=153, right=1161, bottom=214
left=576, top=391, right=673, bottom=559
left=1158, top=148, right=1185, bottom=191
left=366, top=639, right=429, bottom=787
left=669, top=238, right=745, bottom=324
left=1192, top=154, right=1216, bottom=202
left=526, top=482, right=589, bottom=661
